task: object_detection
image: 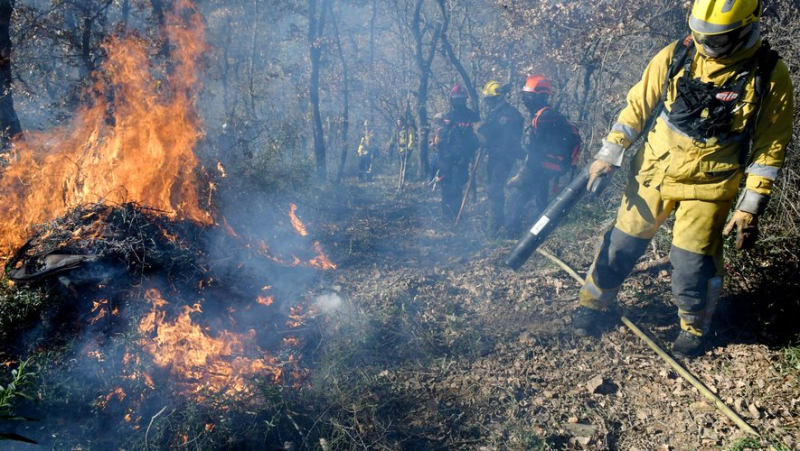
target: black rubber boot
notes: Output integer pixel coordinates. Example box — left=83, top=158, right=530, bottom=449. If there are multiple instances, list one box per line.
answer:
left=571, top=306, right=616, bottom=338
left=672, top=331, right=706, bottom=358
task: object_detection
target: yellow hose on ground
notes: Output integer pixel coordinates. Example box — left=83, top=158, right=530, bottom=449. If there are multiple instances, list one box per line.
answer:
left=534, top=247, right=759, bottom=436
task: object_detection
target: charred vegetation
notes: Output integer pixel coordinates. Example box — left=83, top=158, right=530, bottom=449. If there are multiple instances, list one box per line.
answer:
left=0, top=0, right=798, bottom=450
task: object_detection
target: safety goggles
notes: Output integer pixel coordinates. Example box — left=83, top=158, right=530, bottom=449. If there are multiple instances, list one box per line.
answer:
left=693, top=23, right=753, bottom=57
left=694, top=32, right=734, bottom=49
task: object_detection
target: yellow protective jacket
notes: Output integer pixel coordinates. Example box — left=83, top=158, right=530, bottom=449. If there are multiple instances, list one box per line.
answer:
left=390, top=126, right=415, bottom=155
left=596, top=38, right=793, bottom=207
left=357, top=131, right=373, bottom=157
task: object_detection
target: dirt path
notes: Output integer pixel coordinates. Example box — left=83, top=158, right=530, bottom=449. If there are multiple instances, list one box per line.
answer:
left=303, top=175, right=799, bottom=450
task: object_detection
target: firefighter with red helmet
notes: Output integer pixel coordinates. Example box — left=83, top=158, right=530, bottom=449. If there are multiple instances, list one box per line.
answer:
left=477, top=80, right=524, bottom=235
left=506, top=74, right=582, bottom=237
left=436, top=84, right=481, bottom=221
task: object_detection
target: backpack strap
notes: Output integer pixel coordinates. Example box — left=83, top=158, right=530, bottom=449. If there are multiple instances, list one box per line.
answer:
left=637, top=36, right=695, bottom=143
left=740, top=40, right=781, bottom=165
left=531, top=106, right=552, bottom=131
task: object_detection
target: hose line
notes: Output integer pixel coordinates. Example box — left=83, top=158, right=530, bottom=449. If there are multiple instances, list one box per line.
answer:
left=534, top=247, right=759, bottom=436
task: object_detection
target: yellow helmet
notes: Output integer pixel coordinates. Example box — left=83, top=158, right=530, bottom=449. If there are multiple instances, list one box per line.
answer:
left=689, top=0, right=761, bottom=35
left=482, top=80, right=504, bottom=98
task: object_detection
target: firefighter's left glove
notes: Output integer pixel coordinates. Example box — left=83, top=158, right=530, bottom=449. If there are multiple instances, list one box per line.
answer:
left=586, top=160, right=614, bottom=193
left=723, top=210, right=758, bottom=250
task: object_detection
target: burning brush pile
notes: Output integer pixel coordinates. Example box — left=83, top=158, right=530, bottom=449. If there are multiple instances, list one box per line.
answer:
left=0, top=0, right=337, bottom=445
left=2, top=199, right=329, bottom=444
left=6, top=202, right=206, bottom=287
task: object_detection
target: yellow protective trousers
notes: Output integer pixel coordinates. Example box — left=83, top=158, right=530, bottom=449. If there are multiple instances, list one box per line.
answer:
left=579, top=172, right=731, bottom=336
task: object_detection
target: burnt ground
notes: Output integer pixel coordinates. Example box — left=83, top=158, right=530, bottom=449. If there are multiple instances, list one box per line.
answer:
left=298, top=173, right=800, bottom=450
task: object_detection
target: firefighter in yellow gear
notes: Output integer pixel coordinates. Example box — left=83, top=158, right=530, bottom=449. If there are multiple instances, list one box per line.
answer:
left=387, top=117, right=415, bottom=168
left=357, top=120, right=374, bottom=181
left=477, top=80, right=524, bottom=235
left=573, top=0, right=794, bottom=358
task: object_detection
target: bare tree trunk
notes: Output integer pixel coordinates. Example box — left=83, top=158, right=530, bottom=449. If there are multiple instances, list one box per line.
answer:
left=0, top=0, right=20, bottom=149
left=576, top=39, right=600, bottom=122
left=80, top=15, right=96, bottom=78
left=411, top=0, right=440, bottom=179
left=75, top=0, right=113, bottom=80
left=368, top=0, right=376, bottom=123
left=578, top=64, right=595, bottom=122
left=331, top=5, right=350, bottom=184
left=121, top=0, right=130, bottom=27
left=437, top=0, right=478, bottom=112
left=247, top=0, right=260, bottom=118
left=221, top=15, right=233, bottom=115
left=151, top=0, right=169, bottom=58
left=309, top=0, right=330, bottom=182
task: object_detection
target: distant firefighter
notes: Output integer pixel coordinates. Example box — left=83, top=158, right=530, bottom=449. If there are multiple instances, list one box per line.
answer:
left=506, top=74, right=581, bottom=237
left=357, top=120, right=374, bottom=181
left=428, top=112, right=445, bottom=186
left=477, top=80, right=524, bottom=235
left=436, top=84, right=480, bottom=222
left=572, top=0, right=793, bottom=358
left=386, top=116, right=415, bottom=187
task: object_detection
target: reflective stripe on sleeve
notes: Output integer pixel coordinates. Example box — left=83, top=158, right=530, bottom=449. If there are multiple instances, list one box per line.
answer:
left=745, top=162, right=779, bottom=179
left=611, top=122, right=639, bottom=142
left=594, top=139, right=625, bottom=166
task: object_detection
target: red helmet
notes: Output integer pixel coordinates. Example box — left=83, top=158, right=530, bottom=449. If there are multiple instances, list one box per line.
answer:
left=449, top=84, right=468, bottom=99
left=522, top=75, right=552, bottom=94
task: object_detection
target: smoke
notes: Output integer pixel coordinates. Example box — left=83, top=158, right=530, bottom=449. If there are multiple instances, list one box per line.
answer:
left=315, top=292, right=343, bottom=313
left=0, top=1, right=338, bottom=447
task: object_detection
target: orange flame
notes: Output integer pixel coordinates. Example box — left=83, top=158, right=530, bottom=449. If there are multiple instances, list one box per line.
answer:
left=90, top=299, right=110, bottom=324
left=288, top=204, right=308, bottom=236
left=256, top=295, right=274, bottom=306
left=286, top=306, right=304, bottom=329
left=137, top=288, right=282, bottom=400
left=97, top=387, right=127, bottom=410
left=308, top=241, right=337, bottom=270
left=257, top=285, right=274, bottom=307
left=0, top=0, right=211, bottom=257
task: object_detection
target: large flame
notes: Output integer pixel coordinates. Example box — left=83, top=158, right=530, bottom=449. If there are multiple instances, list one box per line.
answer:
left=0, top=0, right=211, bottom=257
left=0, top=0, right=329, bottom=413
